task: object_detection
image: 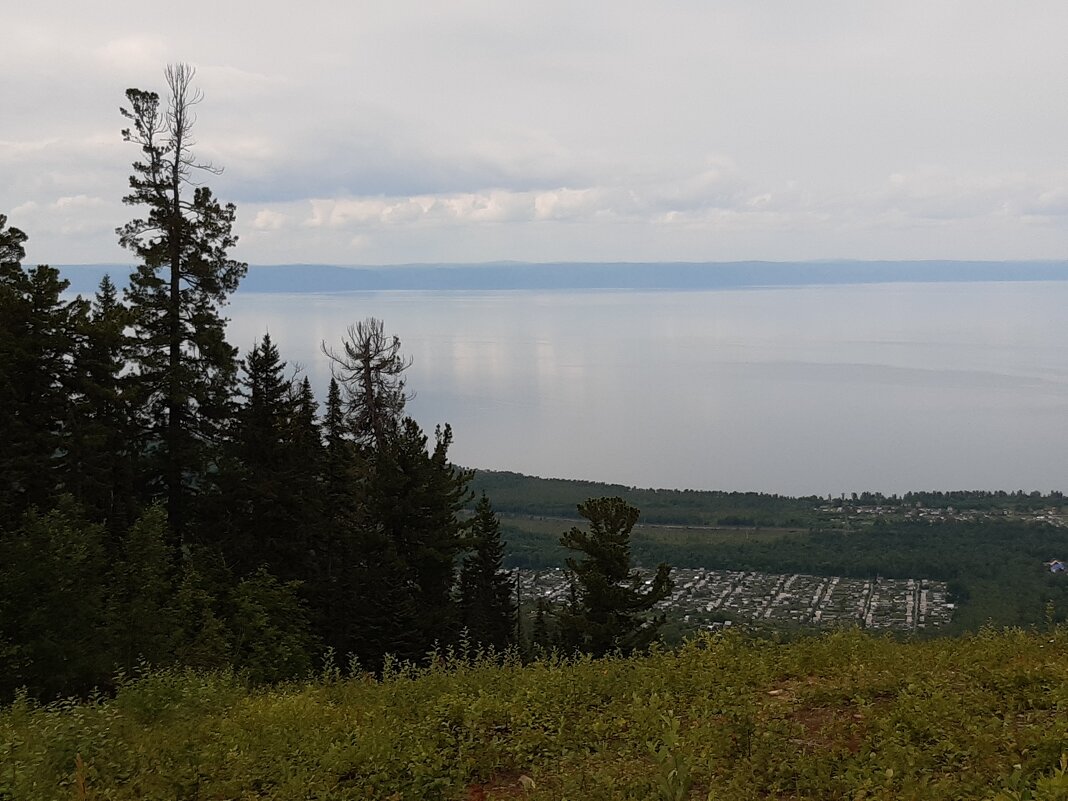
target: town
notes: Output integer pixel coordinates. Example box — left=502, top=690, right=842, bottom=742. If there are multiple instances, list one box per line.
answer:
left=518, top=567, right=954, bottom=632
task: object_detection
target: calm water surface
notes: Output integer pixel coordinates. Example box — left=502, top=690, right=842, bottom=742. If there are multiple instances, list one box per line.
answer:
left=225, top=283, right=1068, bottom=496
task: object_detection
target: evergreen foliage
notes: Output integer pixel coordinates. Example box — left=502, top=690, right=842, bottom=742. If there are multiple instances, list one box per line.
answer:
left=64, top=275, right=136, bottom=530
left=458, top=493, right=516, bottom=651
left=322, top=318, right=409, bottom=449
left=0, top=67, right=686, bottom=700
left=557, top=497, right=673, bottom=655
left=231, top=568, right=316, bottom=683
left=117, top=64, right=246, bottom=537
left=219, top=333, right=321, bottom=580
left=108, top=505, right=178, bottom=673
left=0, top=236, right=83, bottom=517
left=0, top=499, right=111, bottom=698
left=322, top=319, right=473, bottom=666
left=171, top=555, right=234, bottom=672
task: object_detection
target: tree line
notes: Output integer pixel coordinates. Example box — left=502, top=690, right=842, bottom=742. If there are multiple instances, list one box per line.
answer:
left=0, top=65, right=670, bottom=699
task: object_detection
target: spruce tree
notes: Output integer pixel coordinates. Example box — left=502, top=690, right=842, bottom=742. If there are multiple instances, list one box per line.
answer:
left=0, top=214, right=28, bottom=518
left=0, top=224, right=83, bottom=517
left=221, top=334, right=316, bottom=578
left=458, top=493, right=516, bottom=651
left=286, top=375, right=326, bottom=565
left=307, top=375, right=364, bottom=660
left=117, top=64, right=246, bottom=538
left=361, top=419, right=471, bottom=661
left=321, top=376, right=352, bottom=511
left=322, top=320, right=471, bottom=665
left=64, top=275, right=136, bottom=529
left=557, top=497, right=673, bottom=656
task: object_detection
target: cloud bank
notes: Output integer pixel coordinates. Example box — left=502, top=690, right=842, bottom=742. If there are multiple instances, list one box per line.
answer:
left=4, top=2, right=1068, bottom=264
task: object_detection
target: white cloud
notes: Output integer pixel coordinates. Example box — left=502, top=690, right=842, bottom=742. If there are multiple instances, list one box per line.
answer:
left=53, top=195, right=106, bottom=210
left=866, top=169, right=1068, bottom=224
left=534, top=188, right=603, bottom=221
left=5, top=1, right=1068, bottom=263
left=252, top=209, right=286, bottom=231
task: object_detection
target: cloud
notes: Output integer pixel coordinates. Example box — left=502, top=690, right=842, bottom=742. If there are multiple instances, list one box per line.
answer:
left=291, top=158, right=783, bottom=233
left=534, top=188, right=603, bottom=221
left=53, top=195, right=107, bottom=210
left=864, top=169, right=1068, bottom=224
left=252, top=209, right=286, bottom=231
left=94, top=36, right=168, bottom=72
left=6, top=2, right=1068, bottom=264
left=1020, top=185, right=1068, bottom=218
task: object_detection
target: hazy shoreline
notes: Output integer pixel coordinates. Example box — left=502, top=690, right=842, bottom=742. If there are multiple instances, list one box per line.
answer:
left=55, top=260, right=1068, bottom=296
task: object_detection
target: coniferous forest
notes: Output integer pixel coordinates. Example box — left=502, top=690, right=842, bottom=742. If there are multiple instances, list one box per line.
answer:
left=0, top=66, right=533, bottom=700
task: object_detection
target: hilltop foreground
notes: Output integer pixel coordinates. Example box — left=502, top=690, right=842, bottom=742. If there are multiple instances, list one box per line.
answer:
left=3, top=628, right=1067, bottom=800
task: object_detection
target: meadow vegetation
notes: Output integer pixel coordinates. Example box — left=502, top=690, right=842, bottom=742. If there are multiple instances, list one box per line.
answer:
left=2, top=626, right=1066, bottom=800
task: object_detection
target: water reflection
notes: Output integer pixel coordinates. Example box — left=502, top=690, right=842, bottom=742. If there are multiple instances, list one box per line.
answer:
left=225, top=283, right=1068, bottom=496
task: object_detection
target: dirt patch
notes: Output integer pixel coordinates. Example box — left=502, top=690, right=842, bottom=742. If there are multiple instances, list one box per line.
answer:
left=787, top=704, right=867, bottom=754
left=467, top=770, right=532, bottom=800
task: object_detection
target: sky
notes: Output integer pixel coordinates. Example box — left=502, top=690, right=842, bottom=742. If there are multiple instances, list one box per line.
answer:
left=4, top=1, right=1068, bottom=266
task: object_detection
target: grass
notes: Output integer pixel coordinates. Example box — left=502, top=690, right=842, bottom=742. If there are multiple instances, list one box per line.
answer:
left=2, top=626, right=1067, bottom=800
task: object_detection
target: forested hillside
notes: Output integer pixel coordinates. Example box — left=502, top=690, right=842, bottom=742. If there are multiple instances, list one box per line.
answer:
left=471, top=470, right=1068, bottom=527
left=470, top=470, right=818, bottom=527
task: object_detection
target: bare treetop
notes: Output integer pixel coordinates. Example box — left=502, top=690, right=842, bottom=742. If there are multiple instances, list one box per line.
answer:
left=322, top=318, right=412, bottom=449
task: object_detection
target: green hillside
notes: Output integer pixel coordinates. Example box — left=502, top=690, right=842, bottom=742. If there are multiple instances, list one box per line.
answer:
left=3, top=627, right=1066, bottom=800
left=469, top=470, right=820, bottom=527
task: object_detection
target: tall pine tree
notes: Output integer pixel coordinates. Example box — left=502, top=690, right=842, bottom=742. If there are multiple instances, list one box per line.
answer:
left=117, top=64, right=246, bottom=538
left=322, top=318, right=409, bottom=450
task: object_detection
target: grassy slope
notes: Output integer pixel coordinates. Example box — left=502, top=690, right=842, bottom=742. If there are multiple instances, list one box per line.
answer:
left=3, top=627, right=1067, bottom=800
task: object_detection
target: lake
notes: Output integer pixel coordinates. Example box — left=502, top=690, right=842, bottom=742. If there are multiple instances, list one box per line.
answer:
left=224, top=282, right=1068, bottom=497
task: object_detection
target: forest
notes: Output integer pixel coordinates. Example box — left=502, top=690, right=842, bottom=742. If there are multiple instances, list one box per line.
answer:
left=0, top=67, right=683, bottom=702
left=0, top=68, right=493, bottom=699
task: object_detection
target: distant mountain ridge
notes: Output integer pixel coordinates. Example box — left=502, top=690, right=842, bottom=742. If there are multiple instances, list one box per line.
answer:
left=55, top=260, right=1068, bottom=295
